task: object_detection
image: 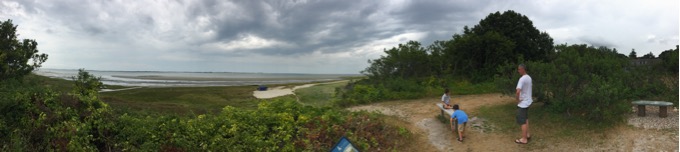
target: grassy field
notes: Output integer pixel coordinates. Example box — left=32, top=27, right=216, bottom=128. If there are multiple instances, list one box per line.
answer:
left=295, top=81, right=348, bottom=107
left=475, top=102, right=611, bottom=150
left=31, top=73, right=354, bottom=115
left=100, top=86, right=262, bottom=115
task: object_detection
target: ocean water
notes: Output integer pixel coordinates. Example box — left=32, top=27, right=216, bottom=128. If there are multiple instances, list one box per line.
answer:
left=34, top=69, right=359, bottom=87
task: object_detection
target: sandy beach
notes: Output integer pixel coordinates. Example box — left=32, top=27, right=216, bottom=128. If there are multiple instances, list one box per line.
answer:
left=252, top=80, right=347, bottom=99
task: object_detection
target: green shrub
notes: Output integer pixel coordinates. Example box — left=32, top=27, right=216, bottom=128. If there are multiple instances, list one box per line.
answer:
left=1, top=73, right=410, bottom=151
left=495, top=44, right=637, bottom=125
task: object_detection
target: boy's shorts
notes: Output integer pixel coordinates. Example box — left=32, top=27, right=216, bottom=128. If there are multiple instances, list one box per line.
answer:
left=456, top=122, right=466, bottom=132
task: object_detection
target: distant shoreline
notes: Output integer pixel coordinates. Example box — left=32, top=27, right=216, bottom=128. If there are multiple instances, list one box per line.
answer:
left=110, top=75, right=338, bottom=81
left=34, top=69, right=361, bottom=87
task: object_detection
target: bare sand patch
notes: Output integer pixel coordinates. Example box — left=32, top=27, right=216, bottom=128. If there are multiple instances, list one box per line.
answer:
left=252, top=80, right=348, bottom=99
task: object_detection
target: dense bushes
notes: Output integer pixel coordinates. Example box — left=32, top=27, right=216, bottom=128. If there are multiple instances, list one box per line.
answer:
left=361, top=11, right=554, bottom=83
left=0, top=70, right=409, bottom=151
left=336, top=77, right=497, bottom=107
left=335, top=78, right=433, bottom=107
left=495, top=44, right=677, bottom=124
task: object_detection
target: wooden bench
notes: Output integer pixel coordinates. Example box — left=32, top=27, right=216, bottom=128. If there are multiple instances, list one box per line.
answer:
left=436, top=103, right=455, bottom=118
left=631, top=100, right=674, bottom=118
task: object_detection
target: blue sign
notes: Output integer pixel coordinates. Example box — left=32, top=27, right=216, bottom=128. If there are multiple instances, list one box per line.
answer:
left=331, top=136, right=359, bottom=152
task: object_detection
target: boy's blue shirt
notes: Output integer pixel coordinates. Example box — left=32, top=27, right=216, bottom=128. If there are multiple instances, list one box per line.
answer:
left=451, top=110, right=468, bottom=124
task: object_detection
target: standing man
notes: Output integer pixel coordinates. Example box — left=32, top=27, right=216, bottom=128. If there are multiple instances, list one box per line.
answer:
left=514, top=64, right=532, bottom=144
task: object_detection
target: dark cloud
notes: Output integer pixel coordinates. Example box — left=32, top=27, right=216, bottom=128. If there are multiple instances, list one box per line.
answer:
left=3, top=0, right=676, bottom=73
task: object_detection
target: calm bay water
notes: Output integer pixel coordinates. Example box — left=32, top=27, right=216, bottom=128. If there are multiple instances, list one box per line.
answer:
left=34, top=69, right=359, bottom=87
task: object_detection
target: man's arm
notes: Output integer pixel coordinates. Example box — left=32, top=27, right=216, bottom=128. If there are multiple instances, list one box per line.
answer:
left=516, top=88, right=521, bottom=104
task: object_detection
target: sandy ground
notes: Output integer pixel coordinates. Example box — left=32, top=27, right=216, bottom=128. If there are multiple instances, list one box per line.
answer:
left=252, top=80, right=348, bottom=99
left=99, top=87, right=143, bottom=92
left=347, top=93, right=679, bottom=152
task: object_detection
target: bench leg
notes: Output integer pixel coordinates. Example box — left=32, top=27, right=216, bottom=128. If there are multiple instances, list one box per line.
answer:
left=441, top=109, right=445, bottom=118
left=637, top=105, right=646, bottom=117
left=659, top=106, right=668, bottom=118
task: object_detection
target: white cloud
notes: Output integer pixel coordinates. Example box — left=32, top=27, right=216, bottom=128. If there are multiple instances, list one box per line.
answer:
left=211, top=34, right=293, bottom=52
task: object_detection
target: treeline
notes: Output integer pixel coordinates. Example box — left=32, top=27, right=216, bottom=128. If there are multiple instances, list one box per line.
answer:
left=362, top=10, right=554, bottom=82
left=339, top=10, right=555, bottom=105
left=341, top=10, right=679, bottom=124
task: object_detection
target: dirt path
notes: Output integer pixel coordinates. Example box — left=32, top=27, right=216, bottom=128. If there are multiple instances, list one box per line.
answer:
left=347, top=93, right=679, bottom=151
left=348, top=93, right=518, bottom=151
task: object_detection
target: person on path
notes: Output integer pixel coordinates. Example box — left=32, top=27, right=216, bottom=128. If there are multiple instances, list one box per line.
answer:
left=514, top=64, right=533, bottom=144
left=450, top=104, right=468, bottom=142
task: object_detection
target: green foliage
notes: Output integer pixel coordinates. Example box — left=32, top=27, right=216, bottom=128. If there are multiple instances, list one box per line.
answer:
left=495, top=44, right=639, bottom=124
left=361, top=10, right=555, bottom=83
left=362, top=41, right=432, bottom=79
left=468, top=10, right=555, bottom=62
left=1, top=72, right=409, bottom=151
left=628, top=49, right=637, bottom=59
left=109, top=99, right=408, bottom=151
left=0, top=19, right=48, bottom=80
left=335, top=78, right=429, bottom=107
left=640, top=52, right=656, bottom=59
left=449, top=31, right=516, bottom=82
left=350, top=10, right=556, bottom=105
left=0, top=69, right=114, bottom=151
left=336, top=77, right=496, bottom=107
left=658, top=45, right=679, bottom=73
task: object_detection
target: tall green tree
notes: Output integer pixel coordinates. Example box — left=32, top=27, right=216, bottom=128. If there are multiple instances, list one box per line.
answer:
left=0, top=19, right=48, bottom=80
left=640, top=52, right=655, bottom=59
left=628, top=49, right=637, bottom=59
left=448, top=31, right=515, bottom=82
left=658, top=45, right=679, bottom=73
left=467, top=10, right=555, bottom=62
left=362, top=41, right=431, bottom=79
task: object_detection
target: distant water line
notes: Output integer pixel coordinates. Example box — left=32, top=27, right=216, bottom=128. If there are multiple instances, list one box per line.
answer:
left=33, top=69, right=359, bottom=87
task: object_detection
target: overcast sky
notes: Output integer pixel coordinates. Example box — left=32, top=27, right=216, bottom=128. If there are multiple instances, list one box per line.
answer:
left=2, top=0, right=678, bottom=74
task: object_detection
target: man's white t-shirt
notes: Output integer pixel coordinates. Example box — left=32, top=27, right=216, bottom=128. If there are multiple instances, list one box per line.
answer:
left=516, top=74, right=533, bottom=108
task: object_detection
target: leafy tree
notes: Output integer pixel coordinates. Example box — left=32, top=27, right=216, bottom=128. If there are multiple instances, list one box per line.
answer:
left=658, top=45, right=679, bottom=73
left=362, top=41, right=431, bottom=79
left=448, top=31, right=515, bottom=82
left=640, top=52, right=655, bottom=59
left=467, top=10, right=555, bottom=62
left=628, top=49, right=637, bottom=59
left=0, top=19, right=48, bottom=80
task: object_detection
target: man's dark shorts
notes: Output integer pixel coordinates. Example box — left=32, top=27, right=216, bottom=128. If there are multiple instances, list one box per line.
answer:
left=516, top=107, right=528, bottom=125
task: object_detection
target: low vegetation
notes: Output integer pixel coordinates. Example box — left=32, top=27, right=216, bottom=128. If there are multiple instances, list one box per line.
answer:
left=0, top=71, right=410, bottom=151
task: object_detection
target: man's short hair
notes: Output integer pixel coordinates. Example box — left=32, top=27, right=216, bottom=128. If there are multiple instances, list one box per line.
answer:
left=519, top=64, right=527, bottom=71
left=445, top=88, right=450, bottom=93
left=453, top=104, right=459, bottom=110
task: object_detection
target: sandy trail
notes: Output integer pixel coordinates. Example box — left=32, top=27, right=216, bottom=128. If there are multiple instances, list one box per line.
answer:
left=252, top=80, right=347, bottom=99
left=347, top=93, right=679, bottom=152
left=99, top=87, right=143, bottom=92
left=348, top=93, right=518, bottom=151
